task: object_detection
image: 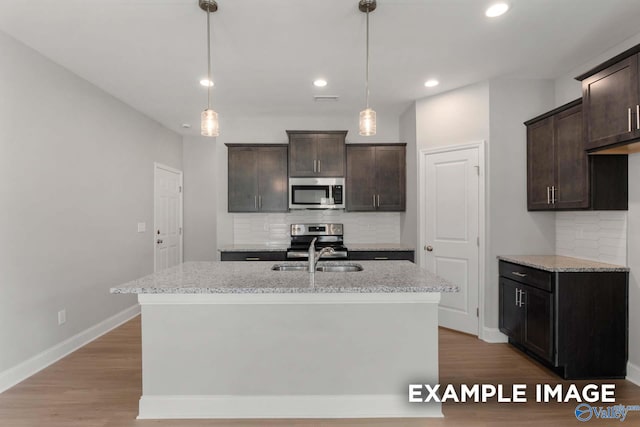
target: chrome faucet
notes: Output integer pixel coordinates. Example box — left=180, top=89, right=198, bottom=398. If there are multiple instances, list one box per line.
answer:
left=308, top=237, right=335, bottom=273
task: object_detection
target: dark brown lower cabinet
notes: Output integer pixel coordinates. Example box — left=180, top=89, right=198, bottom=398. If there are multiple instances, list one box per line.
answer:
left=220, top=251, right=287, bottom=261
left=499, top=260, right=628, bottom=379
left=349, top=250, right=415, bottom=262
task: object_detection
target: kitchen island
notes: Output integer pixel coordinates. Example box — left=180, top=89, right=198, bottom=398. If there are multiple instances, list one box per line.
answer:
left=111, top=261, right=457, bottom=419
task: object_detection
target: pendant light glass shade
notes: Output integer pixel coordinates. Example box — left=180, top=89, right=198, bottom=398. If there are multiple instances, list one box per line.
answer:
left=359, top=108, right=376, bottom=136
left=201, top=108, right=219, bottom=137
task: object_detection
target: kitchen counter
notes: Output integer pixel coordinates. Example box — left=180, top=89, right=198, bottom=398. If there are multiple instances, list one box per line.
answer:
left=111, top=260, right=457, bottom=294
left=497, top=255, right=629, bottom=272
left=112, top=260, right=452, bottom=419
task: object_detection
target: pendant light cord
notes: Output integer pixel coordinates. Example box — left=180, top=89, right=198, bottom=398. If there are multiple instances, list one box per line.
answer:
left=206, top=8, right=212, bottom=109
left=365, top=8, right=370, bottom=109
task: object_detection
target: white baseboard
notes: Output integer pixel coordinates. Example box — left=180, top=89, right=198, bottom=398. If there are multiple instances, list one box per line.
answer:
left=138, top=394, right=442, bottom=419
left=0, top=304, right=140, bottom=394
left=627, top=361, right=640, bottom=386
left=481, top=327, right=508, bottom=343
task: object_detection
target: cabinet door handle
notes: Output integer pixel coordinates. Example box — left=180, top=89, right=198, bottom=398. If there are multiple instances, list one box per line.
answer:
left=512, top=271, right=527, bottom=278
left=317, top=160, right=321, bottom=172
left=547, top=186, right=551, bottom=204
left=515, top=288, right=520, bottom=306
left=637, top=105, right=639, bottom=130
left=254, top=196, right=258, bottom=209
left=552, top=186, right=557, bottom=204
left=629, top=108, right=632, bottom=132
left=245, top=257, right=260, bottom=261
left=377, top=194, right=380, bottom=207
left=519, top=290, right=526, bottom=307
left=313, top=160, right=316, bottom=173
left=258, top=195, right=262, bottom=209
left=372, top=194, right=376, bottom=207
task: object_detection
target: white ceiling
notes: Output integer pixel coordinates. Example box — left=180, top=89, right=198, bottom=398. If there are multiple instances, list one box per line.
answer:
left=1, top=0, right=640, bottom=136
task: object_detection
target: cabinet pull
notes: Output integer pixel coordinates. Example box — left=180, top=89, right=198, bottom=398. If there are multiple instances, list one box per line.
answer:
left=519, top=290, right=526, bottom=307
left=552, top=186, right=557, bottom=204
left=259, top=195, right=262, bottom=209
left=377, top=194, right=380, bottom=207
left=374, top=257, right=389, bottom=260
left=254, top=196, right=258, bottom=209
left=637, top=105, right=639, bottom=130
left=245, top=257, right=260, bottom=261
left=318, top=160, right=321, bottom=172
left=515, top=288, right=520, bottom=306
left=512, top=271, right=527, bottom=278
left=372, top=194, right=376, bottom=207
left=313, top=160, right=317, bottom=173
left=629, top=108, right=632, bottom=132
left=547, top=186, right=550, bottom=204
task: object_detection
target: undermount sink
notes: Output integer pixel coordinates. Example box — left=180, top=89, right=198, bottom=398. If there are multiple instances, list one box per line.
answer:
left=271, top=263, right=364, bottom=272
left=316, top=264, right=363, bottom=272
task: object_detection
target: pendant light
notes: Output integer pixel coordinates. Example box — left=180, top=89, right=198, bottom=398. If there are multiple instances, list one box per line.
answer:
left=359, top=0, right=377, bottom=136
left=200, top=0, right=219, bottom=137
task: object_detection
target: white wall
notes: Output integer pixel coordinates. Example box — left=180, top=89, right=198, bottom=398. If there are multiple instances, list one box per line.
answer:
left=183, top=136, right=217, bottom=261
left=553, top=30, right=640, bottom=381
left=182, top=111, right=402, bottom=257
left=399, top=103, right=417, bottom=250
left=0, top=31, right=183, bottom=374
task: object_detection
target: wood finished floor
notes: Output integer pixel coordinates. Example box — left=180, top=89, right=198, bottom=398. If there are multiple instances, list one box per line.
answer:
left=1, top=316, right=639, bottom=427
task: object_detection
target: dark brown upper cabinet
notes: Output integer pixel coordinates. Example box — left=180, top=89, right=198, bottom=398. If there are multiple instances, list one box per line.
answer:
left=577, top=45, right=640, bottom=153
left=226, top=144, right=288, bottom=213
left=525, top=100, right=627, bottom=211
left=287, top=131, right=347, bottom=177
left=346, top=144, right=406, bottom=212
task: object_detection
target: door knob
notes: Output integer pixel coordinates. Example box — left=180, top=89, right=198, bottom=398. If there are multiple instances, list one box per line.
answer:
left=425, top=245, right=433, bottom=252
left=157, top=239, right=163, bottom=244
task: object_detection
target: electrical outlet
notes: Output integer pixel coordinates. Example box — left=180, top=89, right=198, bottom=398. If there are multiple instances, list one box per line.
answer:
left=58, top=309, right=66, bottom=325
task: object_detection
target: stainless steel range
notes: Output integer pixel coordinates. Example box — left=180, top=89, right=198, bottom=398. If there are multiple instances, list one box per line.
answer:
left=286, top=223, right=348, bottom=260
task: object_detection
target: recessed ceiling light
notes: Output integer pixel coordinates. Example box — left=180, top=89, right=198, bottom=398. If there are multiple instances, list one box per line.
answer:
left=424, top=79, right=439, bottom=88
left=199, top=79, right=214, bottom=87
left=485, top=2, right=509, bottom=17
left=313, top=79, right=328, bottom=88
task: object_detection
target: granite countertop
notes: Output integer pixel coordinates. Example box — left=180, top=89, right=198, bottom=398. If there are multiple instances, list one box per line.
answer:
left=497, top=255, right=629, bottom=272
left=347, top=244, right=415, bottom=251
left=110, top=261, right=458, bottom=294
left=218, top=244, right=289, bottom=252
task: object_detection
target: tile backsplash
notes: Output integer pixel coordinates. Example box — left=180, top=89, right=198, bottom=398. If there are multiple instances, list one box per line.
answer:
left=233, top=211, right=401, bottom=245
left=555, top=211, right=627, bottom=266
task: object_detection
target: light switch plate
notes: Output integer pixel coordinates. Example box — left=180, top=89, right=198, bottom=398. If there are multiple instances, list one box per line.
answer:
left=137, top=222, right=146, bottom=233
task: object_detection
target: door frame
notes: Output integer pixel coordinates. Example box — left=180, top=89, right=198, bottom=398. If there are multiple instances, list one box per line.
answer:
left=153, top=162, right=184, bottom=272
left=418, top=141, right=486, bottom=339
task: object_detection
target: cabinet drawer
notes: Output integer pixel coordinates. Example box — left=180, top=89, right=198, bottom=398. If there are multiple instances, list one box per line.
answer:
left=349, top=251, right=415, bottom=262
left=499, top=261, right=553, bottom=292
left=221, top=251, right=287, bottom=261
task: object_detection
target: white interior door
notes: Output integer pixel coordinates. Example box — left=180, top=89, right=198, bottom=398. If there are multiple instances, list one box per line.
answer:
left=423, top=146, right=480, bottom=336
left=154, top=164, right=183, bottom=272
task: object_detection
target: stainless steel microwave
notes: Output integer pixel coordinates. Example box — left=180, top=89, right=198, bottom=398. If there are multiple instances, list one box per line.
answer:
left=289, top=177, right=345, bottom=210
